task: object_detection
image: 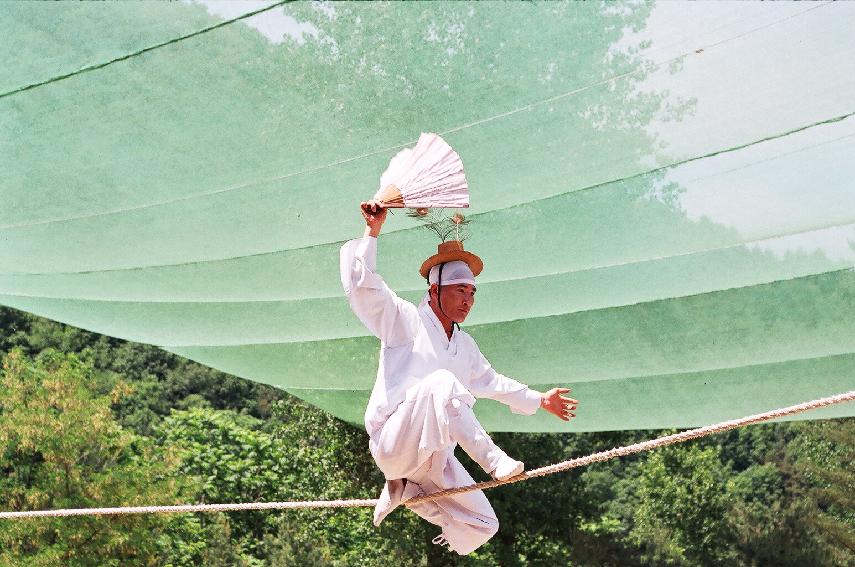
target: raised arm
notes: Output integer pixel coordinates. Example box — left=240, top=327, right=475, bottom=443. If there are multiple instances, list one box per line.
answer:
left=339, top=200, right=418, bottom=347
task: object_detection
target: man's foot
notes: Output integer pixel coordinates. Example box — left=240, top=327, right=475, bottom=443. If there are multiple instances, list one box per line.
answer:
left=491, top=455, right=524, bottom=480
left=432, top=534, right=455, bottom=552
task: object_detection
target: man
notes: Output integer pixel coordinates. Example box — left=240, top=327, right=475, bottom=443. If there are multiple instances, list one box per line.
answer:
left=340, top=200, right=577, bottom=555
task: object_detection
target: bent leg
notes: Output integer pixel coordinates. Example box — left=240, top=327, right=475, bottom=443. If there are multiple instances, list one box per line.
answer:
left=447, top=397, right=520, bottom=477
left=407, top=452, right=499, bottom=556
left=372, top=370, right=475, bottom=480
left=371, top=370, right=512, bottom=554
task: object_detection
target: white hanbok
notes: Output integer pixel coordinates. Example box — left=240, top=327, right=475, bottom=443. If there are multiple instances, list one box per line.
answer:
left=340, top=236, right=541, bottom=555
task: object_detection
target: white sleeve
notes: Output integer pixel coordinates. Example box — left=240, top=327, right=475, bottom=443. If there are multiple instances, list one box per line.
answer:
left=467, top=343, right=542, bottom=415
left=340, top=236, right=418, bottom=348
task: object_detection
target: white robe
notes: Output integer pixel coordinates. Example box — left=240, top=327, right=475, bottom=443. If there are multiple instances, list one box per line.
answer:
left=340, top=236, right=541, bottom=555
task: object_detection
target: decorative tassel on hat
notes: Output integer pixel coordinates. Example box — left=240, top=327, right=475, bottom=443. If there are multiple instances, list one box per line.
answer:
left=409, top=205, right=480, bottom=279
left=419, top=220, right=482, bottom=279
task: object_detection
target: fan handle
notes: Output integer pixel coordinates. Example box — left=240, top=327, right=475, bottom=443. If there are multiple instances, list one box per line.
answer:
left=375, top=184, right=406, bottom=208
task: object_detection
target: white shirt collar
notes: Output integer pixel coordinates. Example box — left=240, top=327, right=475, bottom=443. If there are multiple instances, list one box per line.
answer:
left=419, top=301, right=457, bottom=351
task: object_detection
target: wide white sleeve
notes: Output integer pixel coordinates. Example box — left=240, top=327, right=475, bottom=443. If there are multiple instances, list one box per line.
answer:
left=340, top=236, right=418, bottom=348
left=467, top=342, right=542, bottom=416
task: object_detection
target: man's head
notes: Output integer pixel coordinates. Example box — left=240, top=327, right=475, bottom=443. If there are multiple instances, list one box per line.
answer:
left=427, top=260, right=477, bottom=323
left=429, top=282, right=477, bottom=323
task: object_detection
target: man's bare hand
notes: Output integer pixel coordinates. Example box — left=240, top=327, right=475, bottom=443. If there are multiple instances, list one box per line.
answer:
left=361, top=200, right=387, bottom=237
left=540, top=388, right=578, bottom=421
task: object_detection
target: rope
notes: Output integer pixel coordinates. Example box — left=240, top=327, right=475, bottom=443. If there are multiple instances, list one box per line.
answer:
left=0, top=499, right=379, bottom=519
left=408, top=389, right=855, bottom=504
left=0, top=390, right=852, bottom=519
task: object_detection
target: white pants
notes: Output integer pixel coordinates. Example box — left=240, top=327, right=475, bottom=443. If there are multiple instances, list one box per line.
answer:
left=370, top=370, right=501, bottom=555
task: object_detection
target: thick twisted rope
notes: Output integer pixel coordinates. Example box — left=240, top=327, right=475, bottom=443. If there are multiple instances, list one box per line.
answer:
left=408, top=389, right=855, bottom=504
left=0, top=499, right=379, bottom=519
left=1, top=390, right=852, bottom=519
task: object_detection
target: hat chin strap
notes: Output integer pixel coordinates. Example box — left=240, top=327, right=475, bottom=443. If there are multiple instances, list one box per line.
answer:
left=434, top=262, right=460, bottom=333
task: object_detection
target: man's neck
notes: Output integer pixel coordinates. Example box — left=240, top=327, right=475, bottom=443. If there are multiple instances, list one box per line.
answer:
left=428, top=300, right=455, bottom=339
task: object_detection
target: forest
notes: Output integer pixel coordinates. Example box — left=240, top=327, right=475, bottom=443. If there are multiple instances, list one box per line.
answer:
left=0, top=306, right=852, bottom=566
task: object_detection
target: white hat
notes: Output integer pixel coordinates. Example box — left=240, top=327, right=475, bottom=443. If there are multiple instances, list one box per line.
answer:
left=428, top=260, right=476, bottom=287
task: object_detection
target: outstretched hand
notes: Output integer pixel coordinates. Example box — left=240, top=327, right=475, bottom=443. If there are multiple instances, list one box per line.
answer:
left=540, top=388, right=578, bottom=421
left=361, top=200, right=387, bottom=237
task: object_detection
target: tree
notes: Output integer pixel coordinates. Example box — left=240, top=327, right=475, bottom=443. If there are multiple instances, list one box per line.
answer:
left=4, top=308, right=853, bottom=565
left=0, top=307, right=282, bottom=437
left=261, top=398, right=426, bottom=566
left=157, top=408, right=292, bottom=559
left=626, top=443, right=738, bottom=566
left=791, top=419, right=855, bottom=566
left=0, top=349, right=185, bottom=566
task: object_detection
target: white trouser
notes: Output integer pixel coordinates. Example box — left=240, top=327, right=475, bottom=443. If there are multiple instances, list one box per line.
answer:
left=371, top=370, right=502, bottom=555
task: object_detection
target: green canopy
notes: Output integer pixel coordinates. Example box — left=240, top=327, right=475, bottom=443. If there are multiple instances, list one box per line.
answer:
left=2, top=1, right=854, bottom=431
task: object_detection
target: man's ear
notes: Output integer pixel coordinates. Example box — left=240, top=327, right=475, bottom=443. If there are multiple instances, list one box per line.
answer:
left=428, top=283, right=438, bottom=300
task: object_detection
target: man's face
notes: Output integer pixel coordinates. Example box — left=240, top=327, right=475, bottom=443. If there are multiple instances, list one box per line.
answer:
left=431, top=283, right=477, bottom=323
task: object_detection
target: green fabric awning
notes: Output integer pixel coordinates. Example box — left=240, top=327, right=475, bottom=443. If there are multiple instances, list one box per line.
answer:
left=2, top=2, right=854, bottom=431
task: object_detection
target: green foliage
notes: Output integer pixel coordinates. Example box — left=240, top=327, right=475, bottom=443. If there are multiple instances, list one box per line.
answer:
left=0, top=349, right=184, bottom=567
left=791, top=420, right=855, bottom=566
left=2, top=307, right=854, bottom=566
left=483, top=431, right=629, bottom=566
left=0, top=307, right=282, bottom=437
left=627, top=444, right=738, bottom=566
left=158, top=408, right=291, bottom=557
left=260, top=398, right=426, bottom=566
left=157, top=513, right=252, bottom=567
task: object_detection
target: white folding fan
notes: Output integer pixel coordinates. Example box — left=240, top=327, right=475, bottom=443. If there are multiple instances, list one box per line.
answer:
left=373, top=133, right=469, bottom=209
